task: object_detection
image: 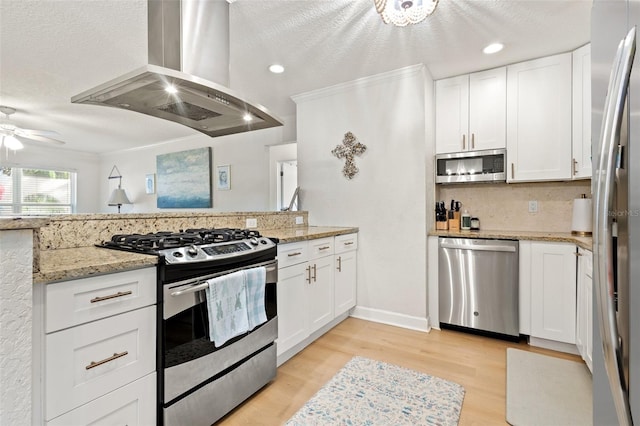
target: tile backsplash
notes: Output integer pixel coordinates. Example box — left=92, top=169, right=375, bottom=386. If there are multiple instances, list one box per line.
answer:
left=436, top=180, right=592, bottom=233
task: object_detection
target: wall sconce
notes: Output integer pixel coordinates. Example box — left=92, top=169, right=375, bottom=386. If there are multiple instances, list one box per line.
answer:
left=107, top=165, right=132, bottom=213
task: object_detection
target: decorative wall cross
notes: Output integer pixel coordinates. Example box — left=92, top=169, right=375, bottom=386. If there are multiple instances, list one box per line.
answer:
left=331, top=132, right=367, bottom=179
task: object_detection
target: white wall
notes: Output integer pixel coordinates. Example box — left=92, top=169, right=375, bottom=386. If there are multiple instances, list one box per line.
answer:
left=293, top=65, right=434, bottom=331
left=99, top=117, right=295, bottom=213
left=1, top=145, right=101, bottom=213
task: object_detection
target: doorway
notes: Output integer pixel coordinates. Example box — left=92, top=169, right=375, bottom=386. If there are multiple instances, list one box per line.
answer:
left=277, top=160, right=298, bottom=211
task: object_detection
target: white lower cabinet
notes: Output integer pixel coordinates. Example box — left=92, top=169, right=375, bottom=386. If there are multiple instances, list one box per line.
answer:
left=528, top=242, right=577, bottom=344
left=36, top=267, right=157, bottom=425
left=277, top=233, right=357, bottom=358
left=47, top=372, right=156, bottom=426
left=277, top=261, right=310, bottom=354
left=334, top=233, right=357, bottom=316
left=576, top=247, right=593, bottom=371
left=308, top=254, right=335, bottom=331
left=45, top=306, right=156, bottom=420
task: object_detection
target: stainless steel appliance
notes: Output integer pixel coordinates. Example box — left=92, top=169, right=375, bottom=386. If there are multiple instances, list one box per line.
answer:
left=438, top=237, right=519, bottom=337
left=72, top=0, right=282, bottom=137
left=592, top=2, right=640, bottom=424
left=100, top=228, right=278, bottom=426
left=435, top=148, right=506, bottom=184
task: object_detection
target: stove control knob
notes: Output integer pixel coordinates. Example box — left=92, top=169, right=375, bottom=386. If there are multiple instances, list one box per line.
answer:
left=260, top=238, right=269, bottom=245
left=187, top=245, right=198, bottom=256
left=249, top=237, right=259, bottom=246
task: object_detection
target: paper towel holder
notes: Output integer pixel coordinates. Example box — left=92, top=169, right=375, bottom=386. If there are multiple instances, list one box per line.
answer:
left=571, top=193, right=593, bottom=237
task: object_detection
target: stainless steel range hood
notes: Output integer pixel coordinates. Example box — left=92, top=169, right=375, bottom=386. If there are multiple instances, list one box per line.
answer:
left=71, top=0, right=282, bottom=138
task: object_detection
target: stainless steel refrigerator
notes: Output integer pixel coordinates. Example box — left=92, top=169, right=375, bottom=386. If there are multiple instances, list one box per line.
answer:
left=593, top=1, right=640, bottom=424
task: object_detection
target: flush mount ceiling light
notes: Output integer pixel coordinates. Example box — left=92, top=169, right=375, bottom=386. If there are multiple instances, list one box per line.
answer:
left=483, top=43, right=504, bottom=54
left=269, top=64, right=285, bottom=74
left=374, top=0, right=438, bottom=27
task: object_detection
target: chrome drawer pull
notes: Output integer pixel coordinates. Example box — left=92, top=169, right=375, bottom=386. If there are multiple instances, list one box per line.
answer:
left=90, top=291, right=132, bottom=303
left=287, top=252, right=302, bottom=257
left=344, top=241, right=354, bottom=246
left=337, top=256, right=342, bottom=272
left=85, top=351, right=128, bottom=370
left=318, top=246, right=331, bottom=250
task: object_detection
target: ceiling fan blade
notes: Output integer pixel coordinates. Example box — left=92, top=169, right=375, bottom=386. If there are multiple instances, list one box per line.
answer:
left=14, top=128, right=60, bottom=138
left=15, top=134, right=65, bottom=145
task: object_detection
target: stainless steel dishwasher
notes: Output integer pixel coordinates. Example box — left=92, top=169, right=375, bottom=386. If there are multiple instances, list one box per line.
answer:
left=438, top=237, right=519, bottom=337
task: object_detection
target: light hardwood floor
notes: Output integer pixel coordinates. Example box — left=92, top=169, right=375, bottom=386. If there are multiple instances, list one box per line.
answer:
left=218, top=317, right=584, bottom=425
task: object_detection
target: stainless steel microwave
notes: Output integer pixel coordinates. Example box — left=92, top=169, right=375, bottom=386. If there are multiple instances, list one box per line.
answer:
left=435, top=148, right=506, bottom=184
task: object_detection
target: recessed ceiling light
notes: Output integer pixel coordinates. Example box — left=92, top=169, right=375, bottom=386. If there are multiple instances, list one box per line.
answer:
left=165, top=84, right=178, bottom=94
left=243, top=113, right=253, bottom=122
left=483, top=43, right=504, bottom=55
left=269, top=64, right=285, bottom=74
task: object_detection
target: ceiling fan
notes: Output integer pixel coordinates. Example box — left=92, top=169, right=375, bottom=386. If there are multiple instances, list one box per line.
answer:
left=0, top=105, right=65, bottom=150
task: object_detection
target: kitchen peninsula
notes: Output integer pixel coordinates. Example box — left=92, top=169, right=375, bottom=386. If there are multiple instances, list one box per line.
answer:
left=10, top=211, right=357, bottom=425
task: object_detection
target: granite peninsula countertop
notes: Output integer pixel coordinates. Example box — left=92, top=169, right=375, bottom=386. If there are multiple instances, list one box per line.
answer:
left=0, top=217, right=50, bottom=230
left=33, top=226, right=359, bottom=284
left=429, top=229, right=592, bottom=251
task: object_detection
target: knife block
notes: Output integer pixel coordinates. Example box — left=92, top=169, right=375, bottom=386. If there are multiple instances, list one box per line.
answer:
left=449, top=212, right=460, bottom=231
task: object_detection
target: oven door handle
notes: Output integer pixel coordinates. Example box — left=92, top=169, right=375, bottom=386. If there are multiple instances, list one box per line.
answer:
left=170, top=282, right=210, bottom=297
left=169, top=265, right=277, bottom=297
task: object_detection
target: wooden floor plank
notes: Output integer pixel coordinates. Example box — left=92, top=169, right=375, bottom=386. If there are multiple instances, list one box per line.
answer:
left=217, top=317, right=584, bottom=425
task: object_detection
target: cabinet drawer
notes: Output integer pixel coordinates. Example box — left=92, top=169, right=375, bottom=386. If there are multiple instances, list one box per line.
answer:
left=335, top=233, right=358, bottom=254
left=277, top=241, right=309, bottom=267
left=309, top=237, right=334, bottom=259
left=47, top=372, right=156, bottom=426
left=45, top=306, right=156, bottom=421
left=46, top=267, right=156, bottom=333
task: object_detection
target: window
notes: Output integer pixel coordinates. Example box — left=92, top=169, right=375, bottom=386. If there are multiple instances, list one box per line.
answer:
left=0, top=167, right=76, bottom=215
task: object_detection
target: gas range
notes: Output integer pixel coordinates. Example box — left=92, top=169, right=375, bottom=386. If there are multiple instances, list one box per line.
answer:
left=99, top=228, right=277, bottom=265
left=100, top=227, right=280, bottom=424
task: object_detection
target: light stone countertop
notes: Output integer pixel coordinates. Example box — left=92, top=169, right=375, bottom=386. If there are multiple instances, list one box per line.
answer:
left=261, top=226, right=359, bottom=243
left=429, top=229, right=592, bottom=251
left=33, top=246, right=158, bottom=284
left=33, top=226, right=359, bottom=284
left=0, top=217, right=50, bottom=230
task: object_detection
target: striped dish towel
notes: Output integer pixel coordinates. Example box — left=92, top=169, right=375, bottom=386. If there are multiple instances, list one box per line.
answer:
left=244, top=266, right=267, bottom=330
left=206, top=270, right=249, bottom=347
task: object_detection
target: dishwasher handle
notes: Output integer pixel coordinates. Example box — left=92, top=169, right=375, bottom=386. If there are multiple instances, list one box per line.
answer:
left=440, top=242, right=517, bottom=253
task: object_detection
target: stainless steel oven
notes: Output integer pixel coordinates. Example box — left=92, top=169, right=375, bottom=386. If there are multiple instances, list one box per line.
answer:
left=160, top=259, right=278, bottom=425
left=98, top=228, right=278, bottom=426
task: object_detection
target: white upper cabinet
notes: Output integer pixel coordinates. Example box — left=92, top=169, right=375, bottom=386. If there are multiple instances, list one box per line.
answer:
left=572, top=44, right=592, bottom=180
left=435, top=75, right=469, bottom=154
left=469, top=68, right=507, bottom=151
left=435, top=67, right=506, bottom=154
left=506, top=52, right=573, bottom=182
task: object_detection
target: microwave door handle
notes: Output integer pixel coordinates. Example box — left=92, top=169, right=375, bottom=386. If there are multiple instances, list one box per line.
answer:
left=594, top=27, right=636, bottom=426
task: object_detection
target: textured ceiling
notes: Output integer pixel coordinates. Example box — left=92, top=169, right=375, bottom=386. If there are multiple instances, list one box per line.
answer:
left=0, top=0, right=591, bottom=154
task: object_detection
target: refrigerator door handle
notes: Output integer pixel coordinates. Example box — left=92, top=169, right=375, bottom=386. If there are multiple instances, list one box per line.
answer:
left=594, top=27, right=637, bottom=426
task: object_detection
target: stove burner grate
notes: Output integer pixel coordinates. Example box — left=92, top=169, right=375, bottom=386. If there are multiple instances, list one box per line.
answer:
left=100, top=228, right=265, bottom=255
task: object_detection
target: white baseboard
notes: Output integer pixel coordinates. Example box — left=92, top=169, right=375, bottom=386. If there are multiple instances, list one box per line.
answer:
left=529, top=336, right=579, bottom=355
left=350, top=306, right=429, bottom=333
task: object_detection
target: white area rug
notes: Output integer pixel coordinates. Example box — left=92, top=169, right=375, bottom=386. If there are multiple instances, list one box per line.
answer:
left=506, top=348, right=592, bottom=426
left=286, top=356, right=465, bottom=426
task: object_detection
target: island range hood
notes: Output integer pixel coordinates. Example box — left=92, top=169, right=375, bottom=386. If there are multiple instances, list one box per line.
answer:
left=71, top=0, right=282, bottom=138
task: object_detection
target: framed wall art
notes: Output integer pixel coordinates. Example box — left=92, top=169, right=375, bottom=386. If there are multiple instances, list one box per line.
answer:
left=145, top=173, right=155, bottom=194
left=216, top=164, right=231, bottom=191
left=156, top=147, right=212, bottom=208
